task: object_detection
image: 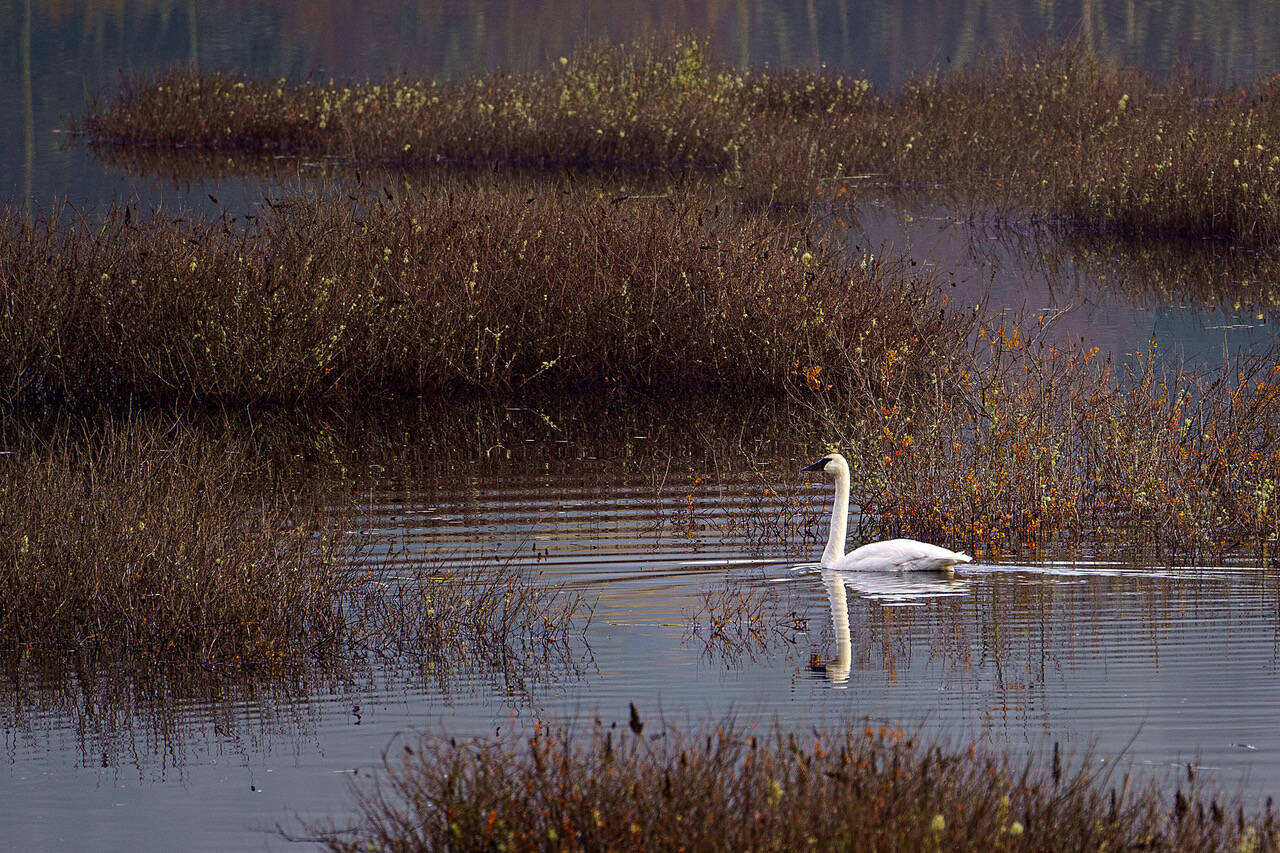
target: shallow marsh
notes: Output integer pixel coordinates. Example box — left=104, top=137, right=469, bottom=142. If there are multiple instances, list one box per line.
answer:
left=0, top=184, right=968, bottom=409
left=83, top=38, right=1280, bottom=244
left=5, top=14, right=1280, bottom=852
left=3, top=399, right=1280, bottom=848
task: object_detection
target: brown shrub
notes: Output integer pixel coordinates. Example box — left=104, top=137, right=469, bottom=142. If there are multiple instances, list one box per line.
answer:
left=0, top=418, right=590, bottom=676
left=309, top=720, right=1278, bottom=852
left=84, top=39, right=1280, bottom=243
left=0, top=186, right=970, bottom=411
left=0, top=420, right=352, bottom=666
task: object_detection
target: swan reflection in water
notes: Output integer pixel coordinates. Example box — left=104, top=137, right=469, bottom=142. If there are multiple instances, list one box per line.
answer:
left=811, top=568, right=970, bottom=687
left=817, top=570, right=854, bottom=686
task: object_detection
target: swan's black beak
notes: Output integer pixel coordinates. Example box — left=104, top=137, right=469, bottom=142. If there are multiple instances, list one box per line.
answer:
left=801, top=458, right=830, bottom=472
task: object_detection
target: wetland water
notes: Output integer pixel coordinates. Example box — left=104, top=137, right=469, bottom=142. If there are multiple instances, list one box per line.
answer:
left=5, top=434, right=1280, bottom=849
left=3, top=1, right=1280, bottom=849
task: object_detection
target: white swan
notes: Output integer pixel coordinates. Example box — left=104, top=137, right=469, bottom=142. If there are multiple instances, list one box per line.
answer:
left=803, top=453, right=971, bottom=573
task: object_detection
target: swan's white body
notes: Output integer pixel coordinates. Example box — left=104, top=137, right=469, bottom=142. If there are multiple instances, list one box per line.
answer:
left=804, top=453, right=971, bottom=574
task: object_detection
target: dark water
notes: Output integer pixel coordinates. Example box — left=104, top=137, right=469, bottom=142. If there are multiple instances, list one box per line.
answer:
left=4, top=3, right=1280, bottom=849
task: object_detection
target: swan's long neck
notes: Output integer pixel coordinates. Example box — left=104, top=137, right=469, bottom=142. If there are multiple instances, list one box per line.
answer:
left=823, top=463, right=849, bottom=565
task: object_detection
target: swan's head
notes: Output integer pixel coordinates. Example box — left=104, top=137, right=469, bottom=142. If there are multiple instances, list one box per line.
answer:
left=801, top=452, right=849, bottom=476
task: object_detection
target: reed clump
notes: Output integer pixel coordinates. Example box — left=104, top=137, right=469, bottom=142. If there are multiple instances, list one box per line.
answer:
left=0, top=419, right=589, bottom=676
left=0, top=187, right=968, bottom=412
left=0, top=421, right=353, bottom=667
left=311, top=720, right=1276, bottom=851
left=81, top=38, right=810, bottom=174
left=812, top=322, right=1280, bottom=563
left=84, top=38, right=1280, bottom=243
left=866, top=48, right=1280, bottom=242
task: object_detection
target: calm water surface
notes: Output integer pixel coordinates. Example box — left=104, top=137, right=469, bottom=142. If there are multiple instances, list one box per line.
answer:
left=3, top=2, right=1280, bottom=849
left=5, top=450, right=1280, bottom=850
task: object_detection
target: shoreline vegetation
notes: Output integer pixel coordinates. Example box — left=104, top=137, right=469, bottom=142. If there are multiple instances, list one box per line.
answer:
left=2, top=182, right=1277, bottom=561
left=0, top=186, right=965, bottom=409
left=0, top=419, right=587, bottom=675
left=24, top=34, right=1273, bottom=564
left=82, top=37, right=1280, bottom=245
left=307, top=720, right=1279, bottom=852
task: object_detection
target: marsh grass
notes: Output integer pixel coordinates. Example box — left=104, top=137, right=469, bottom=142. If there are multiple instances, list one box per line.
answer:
left=3, top=557, right=590, bottom=770
left=355, top=557, right=590, bottom=687
left=87, top=140, right=1280, bottom=314
left=893, top=49, right=1280, bottom=243
left=0, top=419, right=589, bottom=676
left=0, top=186, right=967, bottom=412
left=812, top=322, right=1280, bottom=562
left=683, top=576, right=808, bottom=663
left=0, top=420, right=354, bottom=666
left=80, top=38, right=773, bottom=173
left=310, top=720, right=1277, bottom=852
left=84, top=38, right=1280, bottom=243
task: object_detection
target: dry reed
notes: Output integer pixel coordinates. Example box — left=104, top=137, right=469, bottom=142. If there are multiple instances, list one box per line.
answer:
left=308, top=720, right=1277, bottom=852
left=0, top=419, right=589, bottom=676
left=0, top=186, right=968, bottom=412
left=0, top=420, right=351, bottom=666
left=83, top=38, right=1280, bottom=244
